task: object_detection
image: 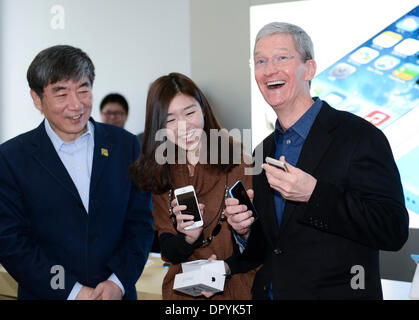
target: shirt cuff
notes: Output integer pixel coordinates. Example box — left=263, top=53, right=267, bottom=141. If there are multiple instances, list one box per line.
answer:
left=108, top=273, right=125, bottom=296
left=232, top=229, right=248, bottom=253
left=67, top=282, right=83, bottom=300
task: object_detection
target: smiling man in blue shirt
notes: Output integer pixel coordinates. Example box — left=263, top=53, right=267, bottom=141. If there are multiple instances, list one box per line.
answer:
left=271, top=97, right=322, bottom=229
left=223, top=22, right=409, bottom=299
left=0, top=45, right=154, bottom=300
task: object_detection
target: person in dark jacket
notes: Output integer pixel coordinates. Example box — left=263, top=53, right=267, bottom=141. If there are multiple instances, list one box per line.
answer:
left=223, top=22, right=409, bottom=300
left=0, top=45, right=154, bottom=300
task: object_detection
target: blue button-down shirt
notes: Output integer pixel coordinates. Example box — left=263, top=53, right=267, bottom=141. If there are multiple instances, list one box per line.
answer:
left=273, top=97, right=323, bottom=228
left=233, top=98, right=324, bottom=253
left=267, top=98, right=322, bottom=300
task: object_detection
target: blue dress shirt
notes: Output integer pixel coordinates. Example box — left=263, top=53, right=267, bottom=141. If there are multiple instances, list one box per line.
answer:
left=233, top=98, right=323, bottom=254
left=268, top=97, right=322, bottom=299
left=273, top=98, right=323, bottom=228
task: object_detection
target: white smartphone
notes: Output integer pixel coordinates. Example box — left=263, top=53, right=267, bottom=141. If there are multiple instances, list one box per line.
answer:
left=265, top=156, right=288, bottom=172
left=174, top=185, right=203, bottom=230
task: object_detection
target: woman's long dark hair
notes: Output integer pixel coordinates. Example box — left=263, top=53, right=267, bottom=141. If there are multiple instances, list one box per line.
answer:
left=129, top=72, right=243, bottom=194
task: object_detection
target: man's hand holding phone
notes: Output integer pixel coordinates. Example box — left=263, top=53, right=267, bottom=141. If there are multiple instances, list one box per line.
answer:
left=262, top=156, right=317, bottom=202
left=171, top=198, right=204, bottom=244
left=225, top=188, right=255, bottom=240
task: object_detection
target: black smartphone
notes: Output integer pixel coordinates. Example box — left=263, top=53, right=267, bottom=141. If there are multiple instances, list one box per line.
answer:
left=228, top=180, right=259, bottom=220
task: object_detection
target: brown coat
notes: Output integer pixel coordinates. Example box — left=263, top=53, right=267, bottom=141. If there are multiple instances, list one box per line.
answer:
left=152, top=162, right=257, bottom=299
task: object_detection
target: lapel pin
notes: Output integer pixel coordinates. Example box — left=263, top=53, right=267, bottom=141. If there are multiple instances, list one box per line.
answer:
left=101, top=148, right=109, bottom=157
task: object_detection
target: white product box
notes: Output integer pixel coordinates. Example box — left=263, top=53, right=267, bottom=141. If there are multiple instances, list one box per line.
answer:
left=173, top=260, right=226, bottom=297
left=181, top=259, right=226, bottom=274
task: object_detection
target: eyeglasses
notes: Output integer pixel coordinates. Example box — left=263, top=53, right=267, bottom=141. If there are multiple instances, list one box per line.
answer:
left=102, top=111, right=126, bottom=118
left=252, top=54, right=296, bottom=69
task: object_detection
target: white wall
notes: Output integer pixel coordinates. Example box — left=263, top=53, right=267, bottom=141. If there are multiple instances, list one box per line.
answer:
left=190, top=0, right=297, bottom=139
left=0, top=0, right=190, bottom=142
left=190, top=0, right=253, bottom=133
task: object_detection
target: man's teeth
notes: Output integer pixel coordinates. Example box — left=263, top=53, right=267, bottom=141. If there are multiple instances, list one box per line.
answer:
left=267, top=80, right=285, bottom=86
left=72, top=114, right=82, bottom=120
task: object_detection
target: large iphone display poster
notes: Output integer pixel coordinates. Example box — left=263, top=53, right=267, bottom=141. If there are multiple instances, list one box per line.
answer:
left=250, top=0, right=419, bottom=228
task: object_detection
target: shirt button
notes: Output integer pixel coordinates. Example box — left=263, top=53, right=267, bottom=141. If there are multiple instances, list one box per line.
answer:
left=286, top=139, right=291, bottom=145
left=273, top=249, right=282, bottom=255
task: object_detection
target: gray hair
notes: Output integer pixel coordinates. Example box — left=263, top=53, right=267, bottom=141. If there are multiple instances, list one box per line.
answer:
left=254, top=22, right=314, bottom=61
left=27, top=45, right=95, bottom=98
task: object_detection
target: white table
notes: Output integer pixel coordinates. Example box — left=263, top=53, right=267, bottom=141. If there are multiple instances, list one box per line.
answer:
left=381, top=279, right=412, bottom=300
left=0, top=266, right=414, bottom=300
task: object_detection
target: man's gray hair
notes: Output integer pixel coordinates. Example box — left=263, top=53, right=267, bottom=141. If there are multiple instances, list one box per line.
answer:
left=254, top=22, right=314, bottom=61
left=27, top=45, right=95, bottom=98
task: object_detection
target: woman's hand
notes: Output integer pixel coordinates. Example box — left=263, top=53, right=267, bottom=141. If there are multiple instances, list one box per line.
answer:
left=171, top=198, right=204, bottom=244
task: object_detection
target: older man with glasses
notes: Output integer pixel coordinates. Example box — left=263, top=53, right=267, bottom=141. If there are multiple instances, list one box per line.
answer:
left=221, top=22, right=409, bottom=300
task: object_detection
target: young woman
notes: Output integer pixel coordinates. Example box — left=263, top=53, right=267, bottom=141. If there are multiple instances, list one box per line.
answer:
left=130, top=73, right=256, bottom=300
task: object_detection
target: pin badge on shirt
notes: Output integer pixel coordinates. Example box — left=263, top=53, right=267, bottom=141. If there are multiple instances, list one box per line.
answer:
left=101, top=148, right=109, bottom=157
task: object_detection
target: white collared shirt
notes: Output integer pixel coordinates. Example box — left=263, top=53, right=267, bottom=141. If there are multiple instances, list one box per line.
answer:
left=44, top=119, right=125, bottom=299
left=45, top=119, right=94, bottom=213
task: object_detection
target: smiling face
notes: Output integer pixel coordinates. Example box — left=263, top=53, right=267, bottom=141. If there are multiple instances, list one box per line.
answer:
left=165, top=93, right=205, bottom=152
left=254, top=33, right=316, bottom=113
left=31, top=76, right=92, bottom=142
